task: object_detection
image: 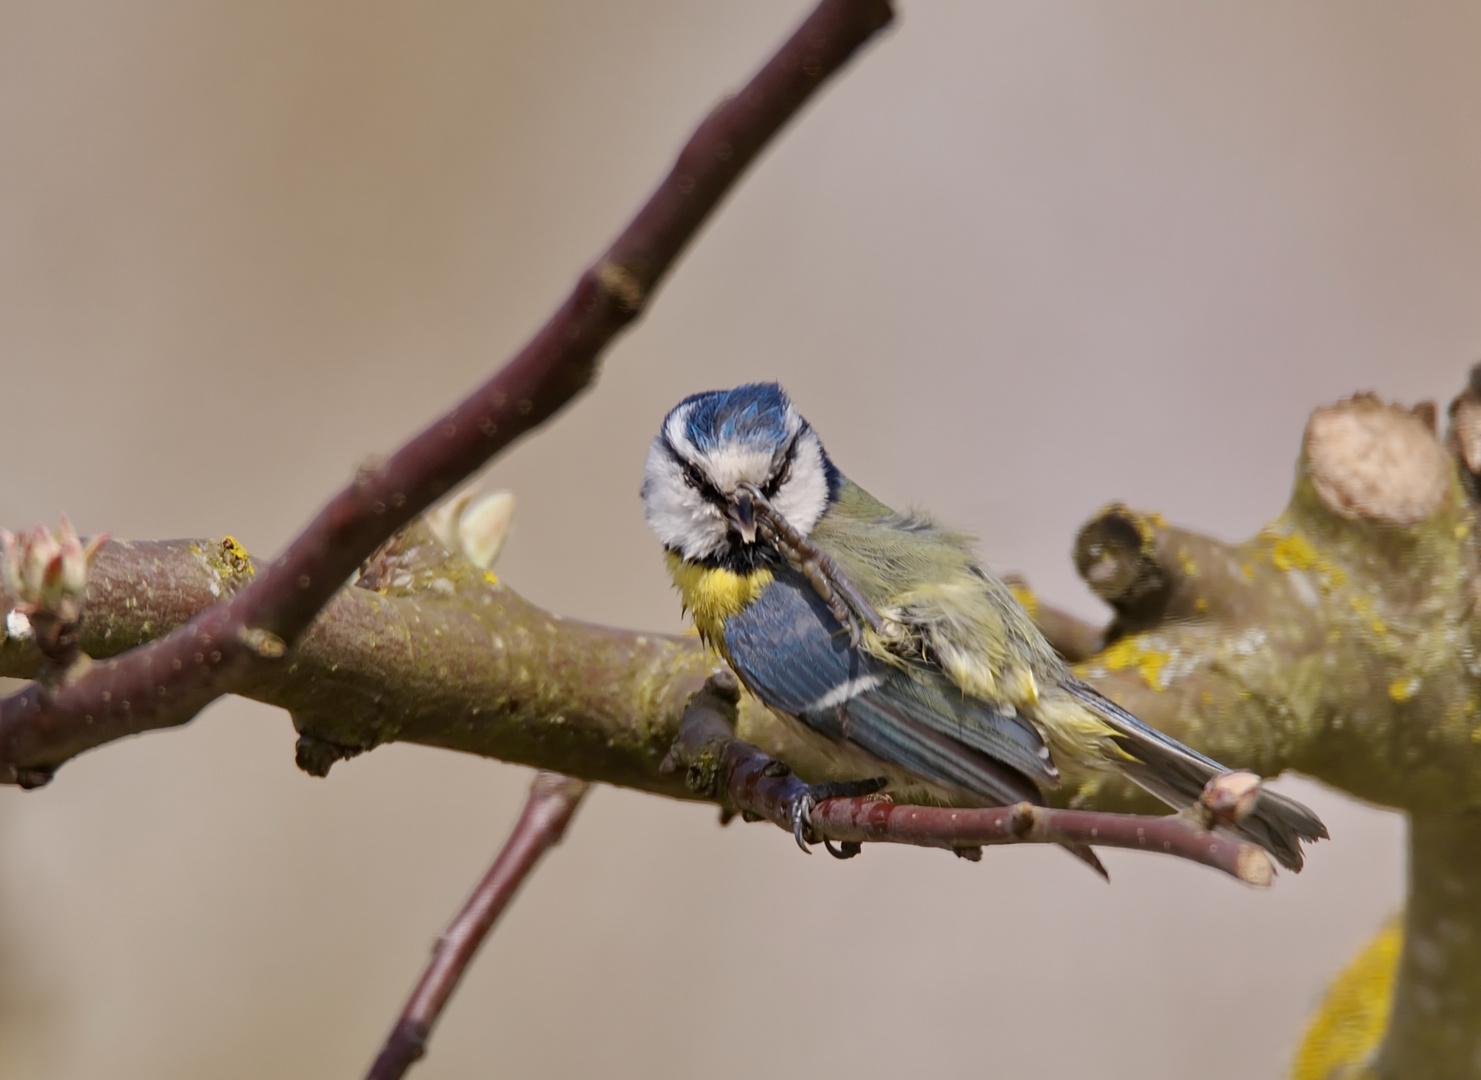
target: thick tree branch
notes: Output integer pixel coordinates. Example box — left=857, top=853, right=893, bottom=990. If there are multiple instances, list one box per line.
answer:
left=5, top=380, right=1477, bottom=828
left=0, top=0, right=895, bottom=786
left=364, top=772, right=588, bottom=1080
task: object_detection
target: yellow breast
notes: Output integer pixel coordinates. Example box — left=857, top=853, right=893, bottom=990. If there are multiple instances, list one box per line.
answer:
left=664, top=551, right=772, bottom=648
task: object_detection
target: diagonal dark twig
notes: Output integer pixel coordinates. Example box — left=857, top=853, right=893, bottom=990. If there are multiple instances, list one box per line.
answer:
left=668, top=673, right=1277, bottom=886
left=0, top=0, right=896, bottom=786
left=365, top=772, right=589, bottom=1080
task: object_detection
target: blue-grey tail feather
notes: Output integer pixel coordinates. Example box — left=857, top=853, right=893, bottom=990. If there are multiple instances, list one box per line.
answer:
left=1064, top=680, right=1328, bottom=871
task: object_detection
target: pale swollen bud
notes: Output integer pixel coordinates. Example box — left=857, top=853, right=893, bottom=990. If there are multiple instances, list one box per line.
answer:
left=456, top=492, right=515, bottom=571
left=1201, top=770, right=1264, bottom=827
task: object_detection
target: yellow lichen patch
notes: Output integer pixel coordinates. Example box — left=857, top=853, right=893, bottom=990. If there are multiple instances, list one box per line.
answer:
left=483, top=571, right=499, bottom=586
left=1289, top=918, right=1400, bottom=1080
left=1147, top=510, right=1168, bottom=528
left=1455, top=521, right=1471, bottom=541
left=1264, top=527, right=1349, bottom=590
left=1007, top=582, right=1039, bottom=620
left=1194, top=596, right=1209, bottom=613
left=1100, top=637, right=1172, bottom=691
left=1388, top=677, right=1418, bottom=704
left=220, top=535, right=253, bottom=577
left=1272, top=531, right=1318, bottom=572
left=1241, top=563, right=1255, bottom=581
left=1177, top=549, right=1199, bottom=577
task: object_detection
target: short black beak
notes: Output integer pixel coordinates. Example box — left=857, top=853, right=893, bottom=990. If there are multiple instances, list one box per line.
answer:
left=728, top=490, right=757, bottom=544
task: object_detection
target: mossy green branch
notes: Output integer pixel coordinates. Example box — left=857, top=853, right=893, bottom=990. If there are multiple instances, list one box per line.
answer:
left=1058, top=394, right=1481, bottom=823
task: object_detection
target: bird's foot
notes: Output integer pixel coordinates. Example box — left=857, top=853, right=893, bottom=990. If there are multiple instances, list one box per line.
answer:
left=782, top=776, right=888, bottom=854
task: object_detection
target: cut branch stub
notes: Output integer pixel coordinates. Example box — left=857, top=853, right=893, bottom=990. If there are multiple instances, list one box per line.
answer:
left=1071, top=504, right=1261, bottom=642
left=1305, top=393, right=1451, bottom=527
left=1073, top=504, right=1167, bottom=612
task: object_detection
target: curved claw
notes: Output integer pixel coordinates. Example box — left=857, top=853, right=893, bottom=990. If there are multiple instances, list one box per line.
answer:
left=824, top=838, right=862, bottom=859
left=790, top=796, right=815, bottom=853
left=786, top=778, right=887, bottom=855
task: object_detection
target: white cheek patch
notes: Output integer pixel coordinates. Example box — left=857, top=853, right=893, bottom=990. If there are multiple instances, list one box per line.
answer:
left=642, top=438, right=728, bottom=560
left=770, top=429, right=830, bottom=538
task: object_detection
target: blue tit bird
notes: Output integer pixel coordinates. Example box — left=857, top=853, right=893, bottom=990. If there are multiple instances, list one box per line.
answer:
left=641, top=382, right=1326, bottom=870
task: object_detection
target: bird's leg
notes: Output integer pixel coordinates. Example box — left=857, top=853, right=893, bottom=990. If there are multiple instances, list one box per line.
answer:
left=761, top=519, right=862, bottom=644
left=673, top=675, right=889, bottom=857
left=742, top=484, right=897, bottom=647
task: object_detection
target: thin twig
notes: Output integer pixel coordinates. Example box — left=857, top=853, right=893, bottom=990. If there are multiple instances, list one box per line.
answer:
left=364, top=772, right=589, bottom=1080
left=808, top=796, right=1273, bottom=885
left=668, top=674, right=1275, bottom=886
left=0, top=0, right=896, bottom=785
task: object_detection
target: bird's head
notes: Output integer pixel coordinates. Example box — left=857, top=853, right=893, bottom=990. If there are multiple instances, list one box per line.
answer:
left=641, top=382, right=839, bottom=564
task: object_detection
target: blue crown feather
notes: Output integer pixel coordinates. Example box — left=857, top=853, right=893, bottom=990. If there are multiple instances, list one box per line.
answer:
left=679, top=382, right=794, bottom=452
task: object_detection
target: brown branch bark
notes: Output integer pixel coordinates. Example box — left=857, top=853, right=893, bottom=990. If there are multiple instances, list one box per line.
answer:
left=0, top=0, right=895, bottom=787
left=363, top=772, right=588, bottom=1080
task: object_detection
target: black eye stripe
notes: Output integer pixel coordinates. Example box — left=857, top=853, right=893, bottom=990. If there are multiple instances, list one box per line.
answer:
left=762, top=432, right=802, bottom=499
left=661, top=431, right=727, bottom=505
left=661, top=428, right=801, bottom=506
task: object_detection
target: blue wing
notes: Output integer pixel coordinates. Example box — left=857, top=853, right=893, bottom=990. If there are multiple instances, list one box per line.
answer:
left=724, top=567, right=1056, bottom=806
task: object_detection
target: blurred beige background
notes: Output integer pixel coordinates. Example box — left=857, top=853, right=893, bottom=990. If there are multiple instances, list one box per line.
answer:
left=0, top=1, right=1477, bottom=1077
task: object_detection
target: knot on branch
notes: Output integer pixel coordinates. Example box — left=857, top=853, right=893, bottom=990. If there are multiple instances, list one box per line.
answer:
left=660, top=670, right=743, bottom=800
left=595, top=261, right=646, bottom=313
left=295, top=732, right=365, bottom=778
